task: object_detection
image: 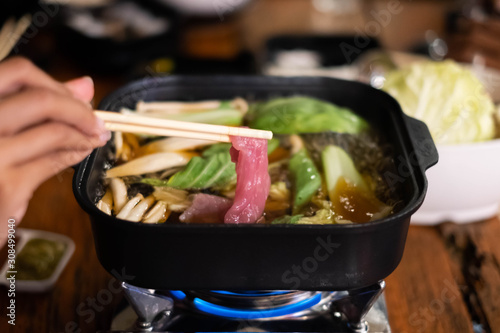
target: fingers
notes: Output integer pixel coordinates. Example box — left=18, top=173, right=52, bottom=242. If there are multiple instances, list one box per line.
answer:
left=0, top=122, right=110, bottom=166
left=0, top=57, right=70, bottom=97
left=0, top=87, right=105, bottom=137
left=65, top=76, right=95, bottom=103
left=0, top=146, right=93, bottom=223
left=0, top=57, right=104, bottom=226
left=16, top=147, right=94, bottom=191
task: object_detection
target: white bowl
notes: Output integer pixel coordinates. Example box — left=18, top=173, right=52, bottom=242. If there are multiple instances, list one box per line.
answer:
left=412, top=139, right=500, bottom=224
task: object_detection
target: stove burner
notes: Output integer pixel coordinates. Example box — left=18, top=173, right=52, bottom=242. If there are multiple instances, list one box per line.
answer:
left=113, top=281, right=390, bottom=332
left=189, top=291, right=324, bottom=319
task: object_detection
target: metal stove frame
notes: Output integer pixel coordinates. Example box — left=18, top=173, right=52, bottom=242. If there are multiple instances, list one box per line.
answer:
left=109, top=280, right=389, bottom=332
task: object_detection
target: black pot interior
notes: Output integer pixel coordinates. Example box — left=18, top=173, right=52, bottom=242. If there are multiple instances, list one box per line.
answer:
left=85, top=76, right=427, bottom=220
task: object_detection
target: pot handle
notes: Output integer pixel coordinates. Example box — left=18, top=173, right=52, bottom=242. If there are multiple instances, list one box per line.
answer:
left=403, top=115, right=439, bottom=171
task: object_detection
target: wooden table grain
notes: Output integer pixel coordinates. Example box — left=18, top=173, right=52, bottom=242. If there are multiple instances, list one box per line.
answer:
left=1, top=57, right=499, bottom=333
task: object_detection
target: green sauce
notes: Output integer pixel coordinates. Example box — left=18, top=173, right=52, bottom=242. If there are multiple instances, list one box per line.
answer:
left=9, top=238, right=66, bottom=280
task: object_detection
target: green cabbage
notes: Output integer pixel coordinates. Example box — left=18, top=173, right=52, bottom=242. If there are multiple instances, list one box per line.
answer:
left=246, top=96, right=368, bottom=135
left=168, top=145, right=236, bottom=189
left=383, top=60, right=496, bottom=144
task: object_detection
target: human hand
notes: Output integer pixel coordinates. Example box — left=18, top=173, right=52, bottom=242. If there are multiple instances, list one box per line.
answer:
left=0, top=57, right=110, bottom=245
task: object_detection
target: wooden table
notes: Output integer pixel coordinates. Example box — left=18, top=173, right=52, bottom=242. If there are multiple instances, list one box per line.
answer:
left=0, top=56, right=499, bottom=333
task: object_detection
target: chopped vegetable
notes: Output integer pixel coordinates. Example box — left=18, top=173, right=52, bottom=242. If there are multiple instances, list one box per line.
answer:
left=123, top=107, right=244, bottom=126
left=247, top=96, right=368, bottom=134
left=267, top=138, right=280, bottom=155
left=141, top=178, right=170, bottom=186
left=322, top=145, right=391, bottom=223
left=137, top=100, right=223, bottom=113
left=297, top=209, right=336, bottom=225
left=289, top=149, right=321, bottom=214
left=97, top=96, right=398, bottom=225
left=137, top=137, right=216, bottom=156
left=265, top=182, right=291, bottom=211
left=268, top=182, right=290, bottom=202
left=114, top=132, right=124, bottom=159
left=109, top=178, right=128, bottom=212
left=271, top=215, right=304, bottom=225
left=143, top=201, right=169, bottom=223
left=167, top=141, right=279, bottom=191
left=97, top=188, right=113, bottom=215
left=383, top=60, right=496, bottom=144
left=127, top=195, right=155, bottom=222
left=113, top=132, right=139, bottom=162
left=152, top=187, right=191, bottom=212
left=322, top=145, right=368, bottom=193
left=136, top=97, right=248, bottom=115
left=106, top=152, right=193, bottom=178
left=116, top=194, right=143, bottom=220
left=123, top=133, right=140, bottom=152
left=202, top=143, right=232, bottom=157
left=168, top=148, right=236, bottom=189
left=297, top=208, right=354, bottom=225
left=159, top=167, right=184, bottom=179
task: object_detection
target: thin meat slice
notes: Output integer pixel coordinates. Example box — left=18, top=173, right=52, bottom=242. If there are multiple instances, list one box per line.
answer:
left=180, top=193, right=232, bottom=223
left=224, top=136, right=270, bottom=224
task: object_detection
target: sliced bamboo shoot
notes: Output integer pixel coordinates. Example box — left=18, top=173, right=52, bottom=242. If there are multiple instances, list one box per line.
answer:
left=114, top=132, right=123, bottom=158
left=143, top=201, right=169, bottom=223
left=127, top=195, right=155, bottom=222
left=106, top=152, right=193, bottom=178
left=97, top=189, right=113, bottom=215
left=110, top=178, right=128, bottom=212
left=137, top=137, right=216, bottom=156
left=116, top=194, right=143, bottom=220
left=153, top=187, right=191, bottom=212
left=153, top=187, right=188, bottom=202
left=168, top=202, right=191, bottom=212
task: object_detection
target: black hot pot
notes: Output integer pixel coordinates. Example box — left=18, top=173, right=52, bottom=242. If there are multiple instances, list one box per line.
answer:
left=73, top=76, right=438, bottom=291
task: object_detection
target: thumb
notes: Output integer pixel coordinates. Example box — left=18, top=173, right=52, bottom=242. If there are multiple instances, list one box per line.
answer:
left=65, top=76, right=94, bottom=103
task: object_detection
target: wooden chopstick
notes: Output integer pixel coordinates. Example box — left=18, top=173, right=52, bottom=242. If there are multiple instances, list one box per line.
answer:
left=0, top=17, right=16, bottom=57
left=103, top=122, right=232, bottom=142
left=0, top=14, right=32, bottom=61
left=94, top=111, right=273, bottom=142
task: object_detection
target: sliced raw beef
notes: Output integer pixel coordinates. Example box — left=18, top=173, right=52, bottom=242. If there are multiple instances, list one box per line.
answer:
left=225, top=136, right=270, bottom=224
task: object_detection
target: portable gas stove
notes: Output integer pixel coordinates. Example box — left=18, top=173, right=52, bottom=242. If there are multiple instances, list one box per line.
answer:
left=106, top=281, right=390, bottom=332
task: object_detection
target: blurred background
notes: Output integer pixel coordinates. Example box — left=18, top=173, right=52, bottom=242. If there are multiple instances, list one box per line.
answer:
left=1, top=0, right=499, bottom=81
